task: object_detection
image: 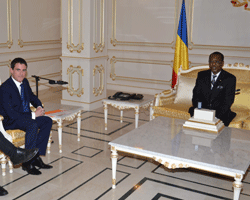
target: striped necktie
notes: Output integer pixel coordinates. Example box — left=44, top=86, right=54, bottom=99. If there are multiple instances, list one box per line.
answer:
left=211, top=75, right=217, bottom=89
left=20, top=83, right=29, bottom=112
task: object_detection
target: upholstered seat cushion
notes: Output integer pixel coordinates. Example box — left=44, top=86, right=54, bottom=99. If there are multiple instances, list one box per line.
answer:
left=153, top=103, right=191, bottom=120
left=243, top=116, right=250, bottom=130
left=6, top=129, right=25, bottom=147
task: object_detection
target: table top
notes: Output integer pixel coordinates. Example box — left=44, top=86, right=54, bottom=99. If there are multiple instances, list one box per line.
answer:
left=109, top=117, right=250, bottom=175
left=44, top=102, right=83, bottom=119
left=103, top=96, right=154, bottom=106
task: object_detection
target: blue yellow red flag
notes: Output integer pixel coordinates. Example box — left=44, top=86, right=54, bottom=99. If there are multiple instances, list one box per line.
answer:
left=172, top=0, right=189, bottom=88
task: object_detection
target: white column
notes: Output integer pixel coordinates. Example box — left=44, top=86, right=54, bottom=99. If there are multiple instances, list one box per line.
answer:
left=61, top=0, right=107, bottom=111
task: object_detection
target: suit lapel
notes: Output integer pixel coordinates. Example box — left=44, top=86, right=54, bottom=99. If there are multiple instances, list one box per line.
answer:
left=8, top=77, right=22, bottom=101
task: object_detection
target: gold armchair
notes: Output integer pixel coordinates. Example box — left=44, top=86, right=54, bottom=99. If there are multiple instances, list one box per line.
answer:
left=153, top=64, right=250, bottom=130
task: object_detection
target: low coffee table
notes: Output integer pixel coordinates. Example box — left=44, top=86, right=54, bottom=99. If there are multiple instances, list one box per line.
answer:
left=109, top=117, right=250, bottom=200
left=45, top=103, right=84, bottom=153
left=102, top=97, right=154, bottom=130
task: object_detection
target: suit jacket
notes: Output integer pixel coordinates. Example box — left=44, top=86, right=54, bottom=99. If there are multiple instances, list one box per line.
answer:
left=0, top=77, right=42, bottom=130
left=188, top=69, right=236, bottom=126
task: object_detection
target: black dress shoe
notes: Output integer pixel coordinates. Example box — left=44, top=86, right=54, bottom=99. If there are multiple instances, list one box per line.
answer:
left=11, top=148, right=39, bottom=166
left=0, top=186, right=8, bottom=196
left=22, top=162, right=41, bottom=175
left=33, top=156, right=53, bottom=169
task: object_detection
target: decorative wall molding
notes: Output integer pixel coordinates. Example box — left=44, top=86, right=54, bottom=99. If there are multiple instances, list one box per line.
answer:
left=26, top=55, right=61, bottom=63
left=67, top=65, right=84, bottom=97
left=0, top=0, right=13, bottom=48
left=0, top=60, right=11, bottom=67
left=188, top=0, right=250, bottom=51
left=231, top=0, right=250, bottom=11
left=93, top=65, right=104, bottom=96
left=110, top=56, right=171, bottom=85
left=93, top=0, right=105, bottom=53
left=67, top=0, right=84, bottom=53
left=17, top=0, right=61, bottom=48
left=110, top=0, right=177, bottom=48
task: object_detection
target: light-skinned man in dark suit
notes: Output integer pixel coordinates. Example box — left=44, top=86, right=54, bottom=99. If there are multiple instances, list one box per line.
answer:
left=0, top=58, right=53, bottom=175
left=0, top=131, right=39, bottom=196
left=189, top=52, right=236, bottom=126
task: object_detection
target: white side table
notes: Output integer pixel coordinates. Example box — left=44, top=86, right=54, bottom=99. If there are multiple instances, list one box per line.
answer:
left=102, top=98, right=154, bottom=130
left=45, top=103, right=84, bottom=153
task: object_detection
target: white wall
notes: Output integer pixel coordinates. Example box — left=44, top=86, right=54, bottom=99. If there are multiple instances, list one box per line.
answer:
left=106, top=0, right=250, bottom=95
left=0, top=0, right=61, bottom=91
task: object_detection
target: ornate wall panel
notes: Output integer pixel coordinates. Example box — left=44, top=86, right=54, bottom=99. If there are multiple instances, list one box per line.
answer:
left=188, top=0, right=250, bottom=51
left=0, top=0, right=12, bottom=48
left=93, top=65, right=104, bottom=96
left=67, top=0, right=84, bottom=53
left=67, top=65, right=84, bottom=97
left=18, top=0, right=61, bottom=47
left=110, top=0, right=178, bottom=47
left=110, top=56, right=171, bottom=85
left=93, top=0, right=105, bottom=53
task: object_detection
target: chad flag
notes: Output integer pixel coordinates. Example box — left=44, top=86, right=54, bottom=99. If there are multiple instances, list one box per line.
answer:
left=172, top=0, right=189, bottom=88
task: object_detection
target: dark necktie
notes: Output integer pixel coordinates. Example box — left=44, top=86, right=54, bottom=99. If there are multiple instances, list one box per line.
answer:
left=211, top=75, right=217, bottom=89
left=20, top=83, right=29, bottom=112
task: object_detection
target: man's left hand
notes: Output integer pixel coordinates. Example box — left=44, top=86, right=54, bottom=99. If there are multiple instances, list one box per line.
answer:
left=35, top=107, right=45, bottom=117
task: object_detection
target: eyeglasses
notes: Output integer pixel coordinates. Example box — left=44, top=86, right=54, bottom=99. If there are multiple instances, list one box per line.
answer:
left=210, top=61, right=222, bottom=64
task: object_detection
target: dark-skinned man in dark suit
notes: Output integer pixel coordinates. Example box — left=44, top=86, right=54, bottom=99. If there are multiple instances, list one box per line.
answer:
left=189, top=52, right=236, bottom=126
left=0, top=131, right=39, bottom=196
left=0, top=58, right=53, bottom=175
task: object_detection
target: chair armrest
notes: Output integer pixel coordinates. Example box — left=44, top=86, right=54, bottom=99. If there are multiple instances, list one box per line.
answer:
left=0, top=115, right=12, bottom=142
left=154, top=89, right=176, bottom=106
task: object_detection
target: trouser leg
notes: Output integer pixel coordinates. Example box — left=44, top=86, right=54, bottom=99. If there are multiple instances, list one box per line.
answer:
left=35, top=116, right=52, bottom=156
left=0, top=131, right=16, bottom=158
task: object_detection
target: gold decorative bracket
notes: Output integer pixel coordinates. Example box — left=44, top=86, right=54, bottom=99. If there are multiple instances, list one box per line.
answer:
left=93, top=65, right=104, bottom=96
left=231, top=0, right=250, bottom=11
left=67, top=65, right=84, bottom=97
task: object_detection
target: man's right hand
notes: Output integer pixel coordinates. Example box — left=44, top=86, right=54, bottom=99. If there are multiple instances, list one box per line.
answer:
left=35, top=106, right=45, bottom=117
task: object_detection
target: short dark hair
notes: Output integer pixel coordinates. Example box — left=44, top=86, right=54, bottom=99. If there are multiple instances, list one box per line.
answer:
left=209, top=52, right=224, bottom=62
left=11, top=58, right=27, bottom=69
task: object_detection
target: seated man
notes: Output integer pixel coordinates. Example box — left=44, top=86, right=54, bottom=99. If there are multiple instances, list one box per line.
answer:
left=0, top=130, right=39, bottom=196
left=0, top=58, right=53, bottom=175
left=188, top=52, right=236, bottom=126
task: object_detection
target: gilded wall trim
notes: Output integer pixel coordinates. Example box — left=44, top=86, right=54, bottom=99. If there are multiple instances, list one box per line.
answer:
left=0, top=47, right=61, bottom=55
left=93, top=65, right=104, bottom=96
left=18, top=0, right=60, bottom=48
left=0, top=0, right=13, bottom=48
left=61, top=55, right=108, bottom=59
left=67, top=65, right=84, bottom=97
left=110, top=0, right=177, bottom=48
left=26, top=55, right=61, bottom=63
left=0, top=60, right=11, bottom=67
left=93, top=0, right=105, bottom=53
left=110, top=56, right=171, bottom=85
left=188, top=0, right=250, bottom=51
left=67, top=0, right=84, bottom=53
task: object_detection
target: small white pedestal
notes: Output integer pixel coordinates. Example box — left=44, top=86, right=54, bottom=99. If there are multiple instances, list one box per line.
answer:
left=183, top=108, right=225, bottom=133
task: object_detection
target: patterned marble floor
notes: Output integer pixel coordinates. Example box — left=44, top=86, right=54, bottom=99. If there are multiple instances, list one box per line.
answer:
left=1, top=88, right=250, bottom=200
